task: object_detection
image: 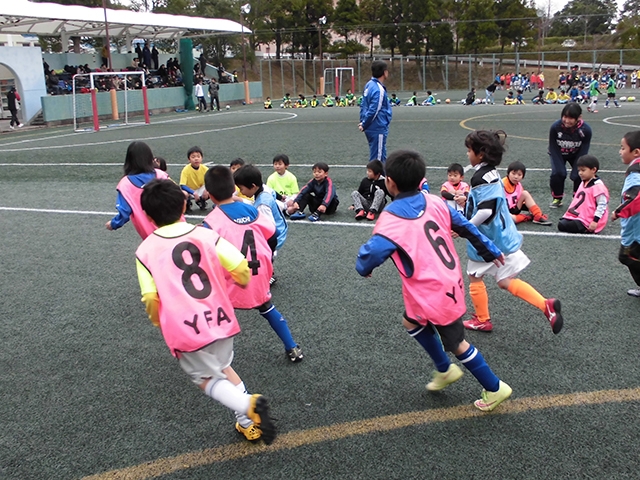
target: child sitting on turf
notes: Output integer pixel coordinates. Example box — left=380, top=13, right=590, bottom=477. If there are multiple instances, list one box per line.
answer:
left=106, top=141, right=170, bottom=239
left=463, top=130, right=564, bottom=334
left=516, top=89, right=525, bottom=104
left=546, top=88, right=558, bottom=104
left=322, top=95, right=334, bottom=107
left=266, top=153, right=299, bottom=211
left=135, top=178, right=276, bottom=444
left=463, top=87, right=476, bottom=105
left=557, top=89, right=570, bottom=104
left=203, top=166, right=304, bottom=363
left=229, top=158, right=253, bottom=203
left=346, top=89, right=356, bottom=106
left=504, top=91, right=517, bottom=105
left=406, top=91, right=418, bottom=106
left=283, top=93, right=292, bottom=108
left=532, top=88, right=545, bottom=104
left=503, top=161, right=552, bottom=226
left=310, top=95, right=319, bottom=108
left=440, top=163, right=469, bottom=213
left=421, top=91, right=436, bottom=106
left=390, top=93, right=401, bottom=106
left=264, top=97, right=272, bottom=109
left=179, top=146, right=210, bottom=211
left=287, top=162, right=339, bottom=222
left=350, top=159, right=390, bottom=221
left=558, top=155, right=609, bottom=233
left=611, top=130, right=640, bottom=297
left=356, top=149, right=512, bottom=412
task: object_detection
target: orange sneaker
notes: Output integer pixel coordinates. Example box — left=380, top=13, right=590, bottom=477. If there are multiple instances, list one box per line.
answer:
left=366, top=211, right=376, bottom=221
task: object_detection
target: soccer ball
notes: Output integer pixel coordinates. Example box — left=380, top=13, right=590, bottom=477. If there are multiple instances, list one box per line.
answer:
left=226, top=105, right=231, bottom=110
left=620, top=96, right=627, bottom=102
left=445, top=98, right=451, bottom=104
left=280, top=103, right=285, bottom=108
left=437, top=99, right=441, bottom=104
left=629, top=96, right=636, bottom=102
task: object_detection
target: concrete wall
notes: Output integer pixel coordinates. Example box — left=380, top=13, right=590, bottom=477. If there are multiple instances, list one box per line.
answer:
left=41, top=82, right=263, bottom=123
left=0, top=46, right=48, bottom=123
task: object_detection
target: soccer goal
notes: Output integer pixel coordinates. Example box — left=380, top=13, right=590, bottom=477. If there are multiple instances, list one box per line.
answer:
left=72, top=72, right=150, bottom=132
left=323, top=67, right=355, bottom=97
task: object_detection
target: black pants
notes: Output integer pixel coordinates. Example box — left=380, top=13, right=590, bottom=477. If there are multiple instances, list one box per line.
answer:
left=619, top=242, right=640, bottom=286
left=557, top=218, right=589, bottom=234
left=210, top=95, right=220, bottom=111
left=297, top=193, right=339, bottom=216
left=550, top=156, right=581, bottom=198
left=9, top=108, right=19, bottom=127
left=197, top=96, right=207, bottom=111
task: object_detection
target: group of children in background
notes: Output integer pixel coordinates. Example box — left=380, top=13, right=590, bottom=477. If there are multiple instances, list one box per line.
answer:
left=265, top=90, right=358, bottom=109
left=104, top=126, right=640, bottom=447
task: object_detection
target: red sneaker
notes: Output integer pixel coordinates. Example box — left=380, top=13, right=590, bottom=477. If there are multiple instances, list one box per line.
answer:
left=463, top=315, right=493, bottom=332
left=544, top=298, right=563, bottom=334
left=366, top=211, right=376, bottom=221
left=355, top=209, right=366, bottom=220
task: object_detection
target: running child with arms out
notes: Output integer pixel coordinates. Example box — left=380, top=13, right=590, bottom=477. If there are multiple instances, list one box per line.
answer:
left=440, top=163, right=469, bottom=214
left=611, top=130, right=640, bottom=297
left=462, top=130, right=564, bottom=334
left=106, top=141, right=170, bottom=239
left=558, top=155, right=609, bottom=233
left=135, top=179, right=276, bottom=444
left=503, top=161, right=552, bottom=226
left=350, top=159, right=390, bottom=221
left=356, top=150, right=512, bottom=412
left=203, top=166, right=303, bottom=362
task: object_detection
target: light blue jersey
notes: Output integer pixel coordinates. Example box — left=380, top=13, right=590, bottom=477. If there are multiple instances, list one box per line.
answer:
left=255, top=187, right=288, bottom=250
left=466, top=179, right=522, bottom=261
left=620, top=171, right=640, bottom=246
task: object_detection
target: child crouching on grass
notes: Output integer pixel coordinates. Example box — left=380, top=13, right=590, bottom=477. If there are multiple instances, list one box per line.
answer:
left=356, top=149, right=512, bottom=412
left=503, top=161, right=552, bottom=226
left=558, top=155, right=609, bottom=234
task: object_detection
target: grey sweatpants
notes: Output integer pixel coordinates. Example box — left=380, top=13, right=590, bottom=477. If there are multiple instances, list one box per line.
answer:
left=351, top=189, right=386, bottom=213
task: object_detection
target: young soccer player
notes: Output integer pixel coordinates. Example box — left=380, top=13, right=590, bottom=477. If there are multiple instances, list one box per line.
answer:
left=389, top=93, right=401, bottom=106
left=421, top=91, right=436, bottom=106
left=503, top=161, right=552, bottom=226
left=106, top=141, right=169, bottom=239
left=356, top=149, right=512, bottom=412
left=406, top=91, right=418, bottom=106
left=462, top=130, right=564, bottom=334
left=266, top=153, right=299, bottom=206
left=203, top=166, right=304, bottom=362
left=135, top=179, right=276, bottom=444
left=604, top=75, right=621, bottom=109
left=611, top=131, right=640, bottom=297
left=180, top=146, right=209, bottom=211
left=350, top=159, right=390, bottom=221
left=229, top=158, right=253, bottom=203
left=264, top=97, right=272, bottom=109
left=287, top=162, right=339, bottom=222
left=558, top=155, right=609, bottom=233
left=282, top=93, right=292, bottom=108
left=588, top=73, right=601, bottom=113
left=310, top=95, right=319, bottom=108
left=322, top=95, right=334, bottom=107
left=504, top=91, right=517, bottom=105
left=440, top=163, right=469, bottom=213
left=345, top=88, right=356, bottom=106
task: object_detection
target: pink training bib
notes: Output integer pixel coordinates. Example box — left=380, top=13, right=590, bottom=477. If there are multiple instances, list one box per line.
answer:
left=204, top=208, right=275, bottom=309
left=563, top=179, right=609, bottom=233
left=117, top=169, right=169, bottom=239
left=503, top=180, right=523, bottom=210
left=136, top=226, right=240, bottom=358
left=373, top=192, right=467, bottom=326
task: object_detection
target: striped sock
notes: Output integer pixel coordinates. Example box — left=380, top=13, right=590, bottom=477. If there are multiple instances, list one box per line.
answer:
left=456, top=344, right=500, bottom=392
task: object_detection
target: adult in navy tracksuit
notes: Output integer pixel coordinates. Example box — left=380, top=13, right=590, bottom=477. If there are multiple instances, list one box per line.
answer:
left=359, top=61, right=392, bottom=162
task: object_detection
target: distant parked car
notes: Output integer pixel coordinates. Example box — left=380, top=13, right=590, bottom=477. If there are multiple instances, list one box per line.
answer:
left=562, top=39, right=577, bottom=48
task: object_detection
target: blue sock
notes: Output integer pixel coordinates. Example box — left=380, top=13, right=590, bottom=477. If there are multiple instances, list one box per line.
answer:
left=456, top=344, right=500, bottom=392
left=260, top=305, right=297, bottom=351
left=407, top=326, right=450, bottom=372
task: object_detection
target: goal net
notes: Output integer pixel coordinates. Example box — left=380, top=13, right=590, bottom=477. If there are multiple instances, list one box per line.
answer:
left=323, top=67, right=355, bottom=97
left=72, top=72, right=150, bottom=132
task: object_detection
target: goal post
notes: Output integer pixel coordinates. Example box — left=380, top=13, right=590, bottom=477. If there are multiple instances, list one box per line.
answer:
left=72, top=72, right=150, bottom=132
left=323, top=67, right=355, bottom=97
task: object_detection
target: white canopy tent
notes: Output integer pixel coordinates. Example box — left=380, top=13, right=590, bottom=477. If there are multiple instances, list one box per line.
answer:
left=0, top=0, right=250, bottom=40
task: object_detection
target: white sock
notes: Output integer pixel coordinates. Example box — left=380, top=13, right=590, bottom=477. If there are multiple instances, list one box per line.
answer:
left=234, top=382, right=252, bottom=428
left=204, top=379, right=250, bottom=414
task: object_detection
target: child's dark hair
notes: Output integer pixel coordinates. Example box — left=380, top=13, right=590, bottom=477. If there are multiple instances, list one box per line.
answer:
left=447, top=163, right=464, bottom=175
left=576, top=155, right=600, bottom=171
left=312, top=162, right=329, bottom=172
left=507, top=161, right=526, bottom=178
left=623, top=130, right=640, bottom=151
left=561, top=103, right=582, bottom=119
left=141, top=179, right=185, bottom=227
left=154, top=157, right=167, bottom=172
left=366, top=159, right=384, bottom=176
left=234, top=164, right=263, bottom=189
left=187, top=146, right=203, bottom=159
left=464, top=130, right=507, bottom=166
left=371, top=60, right=387, bottom=79
left=385, top=150, right=426, bottom=192
left=204, top=165, right=235, bottom=201
left=427, top=90, right=432, bottom=95
left=124, top=141, right=155, bottom=175
left=273, top=153, right=290, bottom=166
left=230, top=157, right=245, bottom=168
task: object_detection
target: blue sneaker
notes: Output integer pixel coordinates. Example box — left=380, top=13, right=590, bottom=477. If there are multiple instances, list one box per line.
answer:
left=289, top=212, right=306, bottom=220
left=308, top=213, right=320, bottom=222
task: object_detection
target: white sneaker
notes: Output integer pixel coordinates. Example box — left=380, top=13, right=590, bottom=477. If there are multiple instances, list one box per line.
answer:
left=9, top=125, right=14, bottom=130
left=17, top=124, right=23, bottom=128
left=627, top=288, right=640, bottom=297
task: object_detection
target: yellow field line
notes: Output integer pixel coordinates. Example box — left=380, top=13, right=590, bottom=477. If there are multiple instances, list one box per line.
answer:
left=459, top=111, right=618, bottom=146
left=82, top=387, right=640, bottom=480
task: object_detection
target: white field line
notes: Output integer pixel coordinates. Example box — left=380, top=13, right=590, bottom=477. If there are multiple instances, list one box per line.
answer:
left=0, top=111, right=297, bottom=152
left=0, top=206, right=621, bottom=240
